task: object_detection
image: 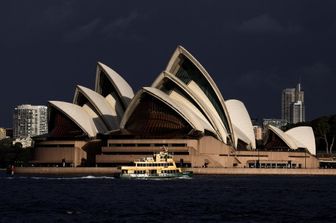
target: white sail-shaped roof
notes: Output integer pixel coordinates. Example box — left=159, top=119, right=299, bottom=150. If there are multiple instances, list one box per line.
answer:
left=152, top=71, right=223, bottom=140
left=49, top=101, right=98, bottom=138
left=225, top=100, right=256, bottom=149
left=168, top=91, right=217, bottom=136
left=266, top=125, right=316, bottom=155
left=73, top=85, right=121, bottom=130
left=95, top=62, right=134, bottom=109
left=267, top=125, right=298, bottom=149
left=286, top=126, right=316, bottom=155
left=121, top=87, right=215, bottom=135
left=165, top=45, right=235, bottom=145
left=231, top=124, right=253, bottom=148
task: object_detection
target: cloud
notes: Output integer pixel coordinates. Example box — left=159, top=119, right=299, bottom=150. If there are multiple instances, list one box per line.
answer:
left=301, top=62, right=334, bottom=84
left=42, top=1, right=75, bottom=25
left=62, top=11, right=141, bottom=43
left=235, top=70, right=284, bottom=90
left=235, top=62, right=335, bottom=93
left=63, top=18, right=102, bottom=43
left=101, top=12, right=140, bottom=39
left=238, top=14, right=301, bottom=34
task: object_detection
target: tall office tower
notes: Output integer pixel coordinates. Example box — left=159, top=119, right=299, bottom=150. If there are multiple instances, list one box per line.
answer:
left=281, top=83, right=305, bottom=123
left=0, top=128, right=6, bottom=140
left=13, top=104, right=48, bottom=138
left=281, top=88, right=295, bottom=122
left=291, top=101, right=305, bottom=124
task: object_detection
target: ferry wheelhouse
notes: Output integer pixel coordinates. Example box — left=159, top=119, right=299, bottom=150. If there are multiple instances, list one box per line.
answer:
left=119, top=148, right=192, bottom=178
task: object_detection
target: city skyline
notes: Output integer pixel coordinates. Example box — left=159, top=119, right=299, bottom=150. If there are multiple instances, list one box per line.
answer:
left=1, top=0, right=336, bottom=127
left=281, top=83, right=305, bottom=124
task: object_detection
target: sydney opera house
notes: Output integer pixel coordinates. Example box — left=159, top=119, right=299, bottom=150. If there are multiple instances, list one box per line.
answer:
left=32, top=46, right=319, bottom=168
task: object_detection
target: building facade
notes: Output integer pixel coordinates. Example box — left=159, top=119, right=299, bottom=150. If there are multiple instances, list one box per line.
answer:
left=291, top=101, right=305, bottom=124
left=281, top=83, right=305, bottom=123
left=262, top=118, right=288, bottom=131
left=13, top=104, right=48, bottom=138
left=253, top=125, right=263, bottom=141
left=0, top=128, right=6, bottom=140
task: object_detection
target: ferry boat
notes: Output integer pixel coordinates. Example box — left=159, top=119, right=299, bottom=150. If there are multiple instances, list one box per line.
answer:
left=118, top=147, right=192, bottom=179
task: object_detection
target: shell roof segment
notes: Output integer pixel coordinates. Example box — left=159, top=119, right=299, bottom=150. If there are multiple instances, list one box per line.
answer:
left=151, top=71, right=222, bottom=140
left=48, top=101, right=98, bottom=138
left=95, top=62, right=134, bottom=110
left=165, top=46, right=235, bottom=146
left=120, top=87, right=216, bottom=136
left=266, top=125, right=316, bottom=155
left=225, top=100, right=256, bottom=149
left=73, top=85, right=121, bottom=131
left=286, top=126, right=316, bottom=155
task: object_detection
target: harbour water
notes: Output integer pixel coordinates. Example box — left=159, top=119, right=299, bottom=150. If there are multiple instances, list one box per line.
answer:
left=1, top=173, right=336, bottom=222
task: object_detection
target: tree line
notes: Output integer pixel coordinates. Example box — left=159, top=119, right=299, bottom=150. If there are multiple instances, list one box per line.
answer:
left=0, top=138, right=32, bottom=168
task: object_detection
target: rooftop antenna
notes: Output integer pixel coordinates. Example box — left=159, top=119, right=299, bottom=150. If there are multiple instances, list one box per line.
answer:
left=296, top=75, right=302, bottom=91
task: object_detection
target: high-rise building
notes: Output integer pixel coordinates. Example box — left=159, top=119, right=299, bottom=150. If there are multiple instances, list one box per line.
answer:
left=291, top=101, right=305, bottom=124
left=13, top=104, right=48, bottom=138
left=281, top=83, right=305, bottom=123
left=0, top=128, right=6, bottom=140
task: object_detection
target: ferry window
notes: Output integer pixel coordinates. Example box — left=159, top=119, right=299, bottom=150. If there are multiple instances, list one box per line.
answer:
left=154, top=144, right=168, bottom=147
left=137, top=144, right=151, bottom=147
left=109, top=144, right=123, bottom=147
left=172, top=143, right=187, bottom=147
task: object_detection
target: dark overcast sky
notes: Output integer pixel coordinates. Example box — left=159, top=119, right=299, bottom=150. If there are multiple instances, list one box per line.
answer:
left=1, top=0, right=336, bottom=127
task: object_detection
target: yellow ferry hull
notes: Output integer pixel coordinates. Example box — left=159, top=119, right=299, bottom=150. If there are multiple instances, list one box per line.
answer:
left=119, top=172, right=192, bottom=179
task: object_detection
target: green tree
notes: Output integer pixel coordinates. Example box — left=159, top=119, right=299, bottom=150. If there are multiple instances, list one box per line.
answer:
left=329, top=115, right=336, bottom=153
left=311, top=115, right=336, bottom=154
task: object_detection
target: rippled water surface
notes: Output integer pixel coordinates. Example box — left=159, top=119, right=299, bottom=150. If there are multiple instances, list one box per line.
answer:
left=1, top=173, right=336, bottom=222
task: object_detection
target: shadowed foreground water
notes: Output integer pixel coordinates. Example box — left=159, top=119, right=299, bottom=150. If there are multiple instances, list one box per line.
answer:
left=1, top=173, right=336, bottom=222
